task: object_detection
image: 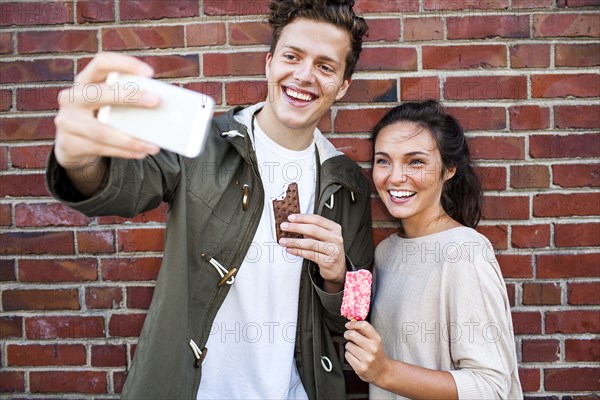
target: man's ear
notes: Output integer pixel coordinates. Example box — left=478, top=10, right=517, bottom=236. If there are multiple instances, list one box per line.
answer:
left=335, top=77, right=352, bottom=101
left=265, top=53, right=273, bottom=77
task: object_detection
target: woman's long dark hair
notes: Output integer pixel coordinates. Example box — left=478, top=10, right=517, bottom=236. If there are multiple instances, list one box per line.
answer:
left=371, top=100, right=483, bottom=228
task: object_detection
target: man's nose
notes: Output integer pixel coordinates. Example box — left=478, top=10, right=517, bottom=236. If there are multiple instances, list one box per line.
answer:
left=293, top=61, right=316, bottom=83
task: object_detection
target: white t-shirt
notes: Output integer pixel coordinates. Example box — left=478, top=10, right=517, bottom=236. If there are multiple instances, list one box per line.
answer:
left=197, top=114, right=315, bottom=399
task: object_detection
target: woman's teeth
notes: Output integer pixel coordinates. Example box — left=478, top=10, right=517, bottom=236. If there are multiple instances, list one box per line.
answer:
left=390, top=190, right=415, bottom=199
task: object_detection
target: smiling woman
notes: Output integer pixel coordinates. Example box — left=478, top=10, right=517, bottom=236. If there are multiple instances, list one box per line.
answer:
left=344, top=101, right=523, bottom=400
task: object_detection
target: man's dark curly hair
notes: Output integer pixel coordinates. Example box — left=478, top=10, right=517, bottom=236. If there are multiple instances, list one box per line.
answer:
left=268, top=0, right=369, bottom=80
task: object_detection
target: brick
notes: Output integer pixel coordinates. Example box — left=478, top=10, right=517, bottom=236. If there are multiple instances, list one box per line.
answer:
left=509, top=106, right=550, bottom=130
left=510, top=44, right=551, bottom=68
left=77, top=0, right=115, bottom=23
left=0, top=174, right=48, bottom=196
left=537, top=253, right=600, bottom=278
left=25, top=316, right=105, bottom=339
left=342, top=79, right=397, bottom=103
left=0, top=31, right=13, bottom=54
left=403, top=17, right=443, bottom=41
left=335, top=108, right=389, bottom=133
left=30, top=371, right=107, bottom=394
left=448, top=107, right=506, bottom=131
left=477, top=225, right=508, bottom=250
left=371, top=198, right=394, bottom=222
left=0, top=89, right=11, bottom=111
left=470, top=137, right=525, bottom=162
left=97, top=202, right=168, bottom=224
left=102, top=26, right=184, bottom=51
left=19, top=258, right=97, bottom=283
left=118, top=228, right=165, bottom=252
left=545, top=368, right=600, bottom=391
left=0, top=371, right=24, bottom=392
left=86, top=287, right=123, bottom=309
left=512, top=0, right=554, bottom=8
left=0, top=204, right=11, bottom=226
left=0, top=316, right=22, bottom=338
left=0, top=59, right=73, bottom=84
left=356, top=48, right=417, bottom=72
left=102, top=257, right=162, bottom=281
left=356, top=0, right=419, bottom=12
left=568, top=282, right=600, bottom=305
left=229, top=21, right=271, bottom=45
left=92, top=344, right=127, bottom=366
left=1, top=231, right=74, bottom=255
left=558, top=0, right=600, bottom=5
left=186, top=23, right=226, bottom=47
left=401, top=77, right=440, bottom=101
left=447, top=15, right=529, bottom=39
left=556, top=223, right=600, bottom=248
left=522, top=282, right=561, bottom=305
left=138, top=55, right=199, bottom=79
left=519, top=368, right=541, bottom=392
left=565, top=339, right=600, bottom=361
left=534, top=193, right=600, bottom=217
left=204, top=52, right=265, bottom=77
left=534, top=14, right=600, bottom=37
left=204, top=0, right=269, bottom=15
left=512, top=311, right=542, bottom=334
left=328, top=138, right=372, bottom=162
left=77, top=230, right=115, bottom=254
left=0, top=2, right=73, bottom=26
left=482, top=196, right=529, bottom=220
left=109, top=313, right=146, bottom=337
left=120, top=0, right=198, bottom=20
left=15, top=203, right=91, bottom=227
left=0, top=259, right=15, bottom=281
left=546, top=310, right=600, bottom=334
left=127, top=286, right=154, bottom=309
left=533, top=74, right=600, bottom=98
left=183, top=82, right=223, bottom=105
left=10, top=145, right=52, bottom=168
left=496, top=254, right=533, bottom=278
left=531, top=133, right=600, bottom=158
left=364, top=18, right=400, bottom=42
left=3, top=289, right=80, bottom=311
left=0, top=116, right=55, bottom=141
left=114, top=370, right=128, bottom=393
left=225, top=81, right=268, bottom=106
left=510, top=165, right=549, bottom=189
left=505, top=283, right=515, bottom=307
left=424, top=0, right=509, bottom=9
left=555, top=105, right=600, bottom=129
left=423, top=45, right=506, bottom=69
left=512, top=224, right=551, bottom=248
left=0, top=146, right=8, bottom=170
left=7, top=344, right=86, bottom=366
left=556, top=43, right=600, bottom=67
left=445, top=76, right=527, bottom=100
left=553, top=164, right=600, bottom=188
left=475, top=166, right=506, bottom=191
left=18, top=30, right=97, bottom=54
left=522, top=339, right=560, bottom=362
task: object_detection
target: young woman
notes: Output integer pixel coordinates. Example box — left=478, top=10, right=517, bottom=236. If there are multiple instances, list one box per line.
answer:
left=344, top=101, right=522, bottom=399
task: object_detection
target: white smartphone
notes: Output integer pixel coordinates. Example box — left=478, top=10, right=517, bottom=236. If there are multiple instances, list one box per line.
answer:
left=97, top=72, right=215, bottom=158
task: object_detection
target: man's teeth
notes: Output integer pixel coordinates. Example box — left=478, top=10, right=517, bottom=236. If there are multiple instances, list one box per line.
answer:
left=286, top=88, right=314, bottom=101
left=390, top=190, right=415, bottom=199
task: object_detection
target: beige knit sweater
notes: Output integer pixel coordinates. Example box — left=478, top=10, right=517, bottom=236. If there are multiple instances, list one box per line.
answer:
left=370, top=227, right=522, bottom=400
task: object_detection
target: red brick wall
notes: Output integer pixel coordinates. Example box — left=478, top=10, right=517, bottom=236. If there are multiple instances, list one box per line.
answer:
left=1, top=0, right=599, bottom=398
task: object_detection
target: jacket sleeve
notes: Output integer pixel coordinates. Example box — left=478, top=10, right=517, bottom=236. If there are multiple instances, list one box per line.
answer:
left=45, top=149, right=181, bottom=218
left=444, top=252, right=521, bottom=400
left=315, top=179, right=374, bottom=333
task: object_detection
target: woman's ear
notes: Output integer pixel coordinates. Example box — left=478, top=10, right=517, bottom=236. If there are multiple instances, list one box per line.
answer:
left=444, top=166, right=457, bottom=182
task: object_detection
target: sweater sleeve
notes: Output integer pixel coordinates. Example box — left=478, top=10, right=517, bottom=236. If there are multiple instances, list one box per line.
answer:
left=442, top=244, right=521, bottom=400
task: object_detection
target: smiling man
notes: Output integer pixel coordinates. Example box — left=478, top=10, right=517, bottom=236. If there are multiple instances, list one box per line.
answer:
left=45, top=0, right=373, bottom=399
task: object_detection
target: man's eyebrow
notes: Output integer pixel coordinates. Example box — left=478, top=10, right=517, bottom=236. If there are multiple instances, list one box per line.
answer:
left=282, top=45, right=342, bottom=66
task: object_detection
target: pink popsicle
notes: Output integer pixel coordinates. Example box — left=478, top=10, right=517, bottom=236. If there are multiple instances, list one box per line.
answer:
left=340, top=269, right=372, bottom=321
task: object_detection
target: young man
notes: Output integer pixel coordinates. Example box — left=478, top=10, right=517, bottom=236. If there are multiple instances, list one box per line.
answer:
left=46, top=0, right=372, bottom=398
